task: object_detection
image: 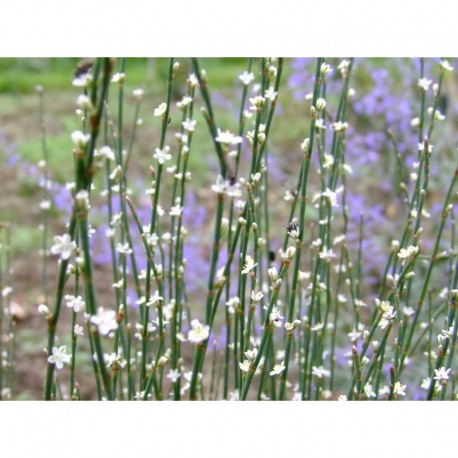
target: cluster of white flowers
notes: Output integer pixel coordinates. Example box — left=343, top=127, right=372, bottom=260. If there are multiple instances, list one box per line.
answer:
left=211, top=175, right=241, bottom=197
left=397, top=245, right=419, bottom=264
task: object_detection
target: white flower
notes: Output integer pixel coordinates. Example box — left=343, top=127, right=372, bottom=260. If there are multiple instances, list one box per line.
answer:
left=153, top=146, right=172, bottom=164
left=316, top=98, right=327, bottom=111
left=397, top=245, right=418, bottom=263
left=270, top=361, right=286, bottom=376
left=215, top=129, right=243, bottom=146
left=72, top=72, right=92, bottom=88
left=50, top=234, right=77, bottom=260
left=39, top=200, right=51, bottom=210
left=239, top=71, right=255, bottom=85
left=315, top=119, right=327, bottom=130
left=111, top=72, right=125, bottom=84
left=269, top=306, right=283, bottom=327
left=116, top=243, right=132, bottom=255
left=245, top=348, right=258, bottom=361
left=250, top=291, right=264, bottom=304
left=440, top=60, right=454, bottom=72
left=320, top=62, right=332, bottom=75
left=264, top=87, right=277, bottom=101
left=402, top=306, right=415, bottom=317
left=393, top=382, right=407, bottom=396
left=337, top=60, right=351, bottom=77
left=323, top=153, right=334, bottom=169
left=320, top=188, right=338, bottom=207
left=242, top=255, right=257, bottom=274
left=332, top=121, right=349, bottom=133
left=98, top=146, right=115, bottom=161
left=71, top=131, right=90, bottom=150
left=182, top=118, right=197, bottom=132
left=133, top=88, right=144, bottom=100
left=187, top=319, right=210, bottom=344
left=177, top=95, right=193, bottom=109
left=338, top=395, right=348, bottom=401
left=375, top=298, right=393, bottom=314
left=76, top=94, right=93, bottom=110
left=105, top=353, right=121, bottom=368
left=434, top=367, right=451, bottom=381
left=348, top=330, right=361, bottom=342
left=1, top=286, right=12, bottom=298
left=364, top=383, right=376, bottom=398
left=319, top=247, right=336, bottom=263
left=146, top=290, right=163, bottom=307
left=38, top=304, right=50, bottom=315
left=249, top=95, right=266, bottom=112
left=169, top=205, right=183, bottom=216
left=74, top=324, right=84, bottom=337
left=47, top=346, right=71, bottom=370
left=166, top=368, right=181, bottom=383
left=418, top=78, right=432, bottom=91
left=239, top=360, right=250, bottom=372
left=65, top=295, right=85, bottom=313
left=421, top=377, right=432, bottom=390
left=154, top=103, right=167, bottom=117
left=90, top=307, right=118, bottom=336
left=312, top=366, right=330, bottom=379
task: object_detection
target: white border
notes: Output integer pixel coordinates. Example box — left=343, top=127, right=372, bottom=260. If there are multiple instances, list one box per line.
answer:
left=1, top=0, right=456, bottom=56
left=1, top=1, right=455, bottom=456
left=0, top=402, right=453, bottom=456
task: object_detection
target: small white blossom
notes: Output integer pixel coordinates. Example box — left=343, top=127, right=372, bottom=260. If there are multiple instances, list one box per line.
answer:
left=242, top=255, right=257, bottom=275
left=397, top=245, right=418, bottom=263
left=434, top=367, right=451, bottom=381
left=47, top=346, right=71, bottom=370
left=215, top=129, right=243, bottom=146
left=364, top=383, right=376, bottom=398
left=269, top=306, right=283, bottom=327
left=90, top=307, right=118, bottom=336
left=133, top=88, right=144, bottom=100
left=239, top=360, right=250, bottom=372
left=269, top=361, right=286, bottom=376
left=154, top=103, right=167, bottom=117
left=65, top=295, right=85, bottom=313
left=50, top=234, right=77, bottom=260
left=312, top=365, right=330, bottom=379
left=332, top=121, right=349, bottom=133
left=37, top=304, right=50, bottom=315
left=153, top=146, right=172, bottom=164
left=111, top=73, right=125, bottom=84
left=418, top=78, right=432, bottom=91
left=440, top=60, right=454, bottom=72
left=74, top=324, right=84, bottom=337
left=116, top=243, right=133, bottom=255
left=239, top=71, right=255, bottom=86
left=393, top=382, right=407, bottom=397
left=187, top=319, right=210, bottom=344
left=251, top=291, right=264, bottom=304
left=71, top=131, right=90, bottom=150
left=182, top=118, right=197, bottom=132
left=167, top=368, right=181, bottom=383
left=264, top=87, right=277, bottom=101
